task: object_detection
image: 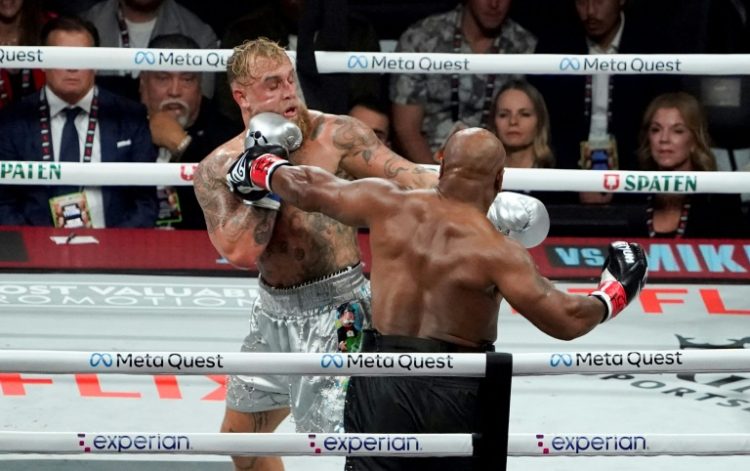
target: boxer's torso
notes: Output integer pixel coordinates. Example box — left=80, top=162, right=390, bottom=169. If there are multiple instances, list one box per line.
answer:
left=258, top=111, right=361, bottom=286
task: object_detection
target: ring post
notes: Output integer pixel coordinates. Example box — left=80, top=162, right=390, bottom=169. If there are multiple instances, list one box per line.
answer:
left=475, top=352, right=513, bottom=470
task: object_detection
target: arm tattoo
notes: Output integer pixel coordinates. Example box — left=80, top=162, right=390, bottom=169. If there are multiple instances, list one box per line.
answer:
left=194, top=154, right=273, bottom=241
left=332, top=116, right=378, bottom=164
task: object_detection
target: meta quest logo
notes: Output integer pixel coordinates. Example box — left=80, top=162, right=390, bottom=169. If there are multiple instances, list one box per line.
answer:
left=598, top=335, right=750, bottom=414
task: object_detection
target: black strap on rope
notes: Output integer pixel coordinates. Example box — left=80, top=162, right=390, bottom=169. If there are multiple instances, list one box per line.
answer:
left=473, top=352, right=513, bottom=470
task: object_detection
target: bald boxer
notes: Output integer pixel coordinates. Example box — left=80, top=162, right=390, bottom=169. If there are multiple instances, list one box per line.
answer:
left=246, top=127, right=648, bottom=471
left=195, top=38, right=548, bottom=471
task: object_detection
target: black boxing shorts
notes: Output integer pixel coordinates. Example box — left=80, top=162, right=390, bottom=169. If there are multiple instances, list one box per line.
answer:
left=343, top=329, right=499, bottom=471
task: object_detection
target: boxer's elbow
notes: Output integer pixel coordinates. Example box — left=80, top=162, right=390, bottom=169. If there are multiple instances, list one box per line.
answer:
left=209, top=232, right=263, bottom=270
left=552, top=295, right=600, bottom=341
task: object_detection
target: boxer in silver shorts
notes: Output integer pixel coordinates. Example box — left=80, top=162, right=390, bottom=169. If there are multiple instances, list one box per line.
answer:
left=225, top=264, right=371, bottom=432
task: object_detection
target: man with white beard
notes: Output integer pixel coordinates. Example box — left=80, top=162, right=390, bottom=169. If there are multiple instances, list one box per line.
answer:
left=139, top=34, right=240, bottom=229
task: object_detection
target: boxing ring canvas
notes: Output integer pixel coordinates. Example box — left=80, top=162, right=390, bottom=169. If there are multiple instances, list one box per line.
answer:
left=1, top=273, right=748, bottom=470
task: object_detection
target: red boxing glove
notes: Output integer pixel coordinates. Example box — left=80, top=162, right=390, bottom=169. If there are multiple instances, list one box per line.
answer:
left=249, top=153, right=291, bottom=192
left=590, top=241, right=648, bottom=322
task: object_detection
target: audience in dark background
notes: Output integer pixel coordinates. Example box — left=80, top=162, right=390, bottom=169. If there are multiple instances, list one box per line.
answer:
left=0, top=15, right=157, bottom=228
left=138, top=33, right=241, bottom=230
left=0, top=0, right=56, bottom=110
left=0, top=0, right=747, bottom=234
left=630, top=91, right=749, bottom=238
left=390, top=0, right=536, bottom=164
left=81, top=0, right=219, bottom=101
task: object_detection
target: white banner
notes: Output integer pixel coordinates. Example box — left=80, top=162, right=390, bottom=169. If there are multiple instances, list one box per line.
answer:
left=1, top=349, right=748, bottom=376
left=2, top=161, right=749, bottom=194
left=0, top=47, right=746, bottom=75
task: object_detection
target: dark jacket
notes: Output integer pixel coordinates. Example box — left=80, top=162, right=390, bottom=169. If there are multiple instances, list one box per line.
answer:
left=529, top=13, right=681, bottom=170
left=0, top=87, right=158, bottom=227
left=162, top=98, right=242, bottom=230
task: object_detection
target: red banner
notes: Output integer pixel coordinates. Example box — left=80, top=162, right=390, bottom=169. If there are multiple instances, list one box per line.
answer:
left=1, top=227, right=748, bottom=280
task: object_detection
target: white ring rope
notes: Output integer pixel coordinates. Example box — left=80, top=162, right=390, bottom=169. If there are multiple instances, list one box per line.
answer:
left=0, top=431, right=748, bottom=457
left=0, top=46, right=746, bottom=75
left=1, top=161, right=747, bottom=194
left=1, top=349, right=747, bottom=376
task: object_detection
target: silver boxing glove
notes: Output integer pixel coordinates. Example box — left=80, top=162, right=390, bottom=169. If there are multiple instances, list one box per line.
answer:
left=234, top=112, right=303, bottom=211
left=246, top=112, right=303, bottom=152
left=487, top=191, right=550, bottom=248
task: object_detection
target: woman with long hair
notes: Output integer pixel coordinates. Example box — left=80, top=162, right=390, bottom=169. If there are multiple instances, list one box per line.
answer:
left=635, top=92, right=747, bottom=238
left=488, top=79, right=555, bottom=168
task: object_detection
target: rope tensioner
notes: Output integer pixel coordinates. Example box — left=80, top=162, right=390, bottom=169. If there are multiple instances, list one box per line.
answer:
left=1, top=349, right=747, bottom=376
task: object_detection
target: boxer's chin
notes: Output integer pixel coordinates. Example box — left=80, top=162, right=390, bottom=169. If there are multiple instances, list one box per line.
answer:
left=292, top=103, right=312, bottom=140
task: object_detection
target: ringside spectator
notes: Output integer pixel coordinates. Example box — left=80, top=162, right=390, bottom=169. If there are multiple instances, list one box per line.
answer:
left=391, top=0, right=536, bottom=164
left=0, top=0, right=56, bottom=109
left=82, top=0, right=218, bottom=100
left=530, top=0, right=679, bottom=204
left=0, top=16, right=157, bottom=228
left=633, top=92, right=749, bottom=238
left=139, top=33, right=241, bottom=229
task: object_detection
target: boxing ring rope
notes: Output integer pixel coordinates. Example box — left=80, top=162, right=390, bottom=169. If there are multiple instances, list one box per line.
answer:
left=2, top=46, right=749, bottom=463
left=1, top=349, right=748, bottom=375
left=1, top=161, right=748, bottom=193
left=0, top=431, right=748, bottom=456
left=1, top=46, right=749, bottom=75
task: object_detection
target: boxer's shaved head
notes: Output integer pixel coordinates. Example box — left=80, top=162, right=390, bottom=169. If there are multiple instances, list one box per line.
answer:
left=442, top=128, right=505, bottom=182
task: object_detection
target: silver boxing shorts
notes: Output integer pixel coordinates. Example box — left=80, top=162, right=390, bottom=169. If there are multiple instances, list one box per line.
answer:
left=226, top=263, right=371, bottom=433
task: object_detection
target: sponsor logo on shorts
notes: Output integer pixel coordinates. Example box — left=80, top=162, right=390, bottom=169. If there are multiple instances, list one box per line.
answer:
left=77, top=432, right=191, bottom=453
left=88, top=353, right=225, bottom=370
left=308, top=433, right=422, bottom=454
left=549, top=353, right=573, bottom=367
left=536, top=433, right=647, bottom=454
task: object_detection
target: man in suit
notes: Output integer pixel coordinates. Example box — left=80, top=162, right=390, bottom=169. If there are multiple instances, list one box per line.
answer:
left=530, top=0, right=679, bottom=200
left=0, top=16, right=157, bottom=228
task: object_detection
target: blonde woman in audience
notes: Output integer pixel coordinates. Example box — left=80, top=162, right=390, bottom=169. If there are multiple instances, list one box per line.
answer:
left=489, top=79, right=554, bottom=169
left=636, top=92, right=748, bottom=238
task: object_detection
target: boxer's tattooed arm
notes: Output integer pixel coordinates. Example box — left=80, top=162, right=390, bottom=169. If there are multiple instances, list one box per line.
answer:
left=194, top=154, right=273, bottom=244
left=332, top=116, right=436, bottom=189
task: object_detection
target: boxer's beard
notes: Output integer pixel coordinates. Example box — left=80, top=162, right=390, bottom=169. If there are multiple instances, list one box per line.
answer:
left=292, top=103, right=313, bottom=141
left=159, top=98, right=191, bottom=128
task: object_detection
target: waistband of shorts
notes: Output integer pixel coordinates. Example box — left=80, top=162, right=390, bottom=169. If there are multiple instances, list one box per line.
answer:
left=258, top=263, right=366, bottom=310
left=361, top=329, right=495, bottom=353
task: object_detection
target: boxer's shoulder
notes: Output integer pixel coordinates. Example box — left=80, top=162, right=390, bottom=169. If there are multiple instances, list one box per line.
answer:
left=198, top=133, right=244, bottom=178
